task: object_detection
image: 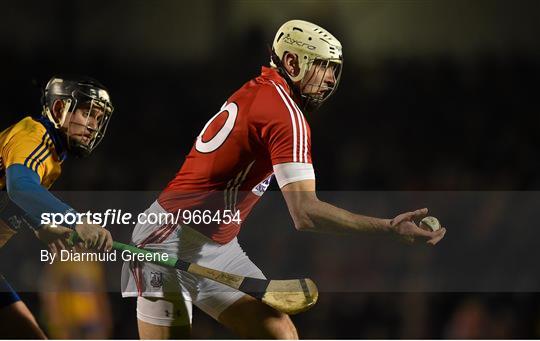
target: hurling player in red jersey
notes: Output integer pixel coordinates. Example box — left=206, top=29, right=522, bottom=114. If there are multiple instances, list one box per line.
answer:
left=121, top=19, right=446, bottom=339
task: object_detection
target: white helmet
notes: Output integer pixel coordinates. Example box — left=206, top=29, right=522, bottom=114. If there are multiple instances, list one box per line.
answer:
left=271, top=20, right=343, bottom=110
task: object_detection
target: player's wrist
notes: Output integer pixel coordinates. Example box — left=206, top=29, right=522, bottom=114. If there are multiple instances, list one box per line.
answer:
left=355, top=217, right=393, bottom=234
left=379, top=218, right=393, bottom=233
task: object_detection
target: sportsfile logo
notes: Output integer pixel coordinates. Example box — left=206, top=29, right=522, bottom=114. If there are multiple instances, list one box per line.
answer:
left=40, top=208, right=242, bottom=228
left=283, top=34, right=316, bottom=50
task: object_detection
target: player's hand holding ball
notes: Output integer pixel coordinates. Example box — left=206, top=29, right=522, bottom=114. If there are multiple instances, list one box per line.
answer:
left=390, top=208, right=446, bottom=245
left=419, top=216, right=441, bottom=232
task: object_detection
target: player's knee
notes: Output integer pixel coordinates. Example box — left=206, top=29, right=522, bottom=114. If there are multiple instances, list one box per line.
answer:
left=136, top=296, right=192, bottom=339
left=264, top=313, right=298, bottom=340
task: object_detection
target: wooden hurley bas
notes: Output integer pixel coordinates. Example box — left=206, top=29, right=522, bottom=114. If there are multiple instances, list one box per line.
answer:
left=69, top=232, right=319, bottom=315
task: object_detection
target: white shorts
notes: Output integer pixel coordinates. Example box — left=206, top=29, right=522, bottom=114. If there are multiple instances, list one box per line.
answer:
left=121, top=201, right=266, bottom=322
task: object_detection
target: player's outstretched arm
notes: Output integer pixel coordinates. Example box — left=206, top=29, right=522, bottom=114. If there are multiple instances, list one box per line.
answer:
left=281, top=179, right=446, bottom=245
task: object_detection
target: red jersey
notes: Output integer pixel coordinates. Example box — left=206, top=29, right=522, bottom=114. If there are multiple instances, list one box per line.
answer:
left=158, top=67, right=315, bottom=244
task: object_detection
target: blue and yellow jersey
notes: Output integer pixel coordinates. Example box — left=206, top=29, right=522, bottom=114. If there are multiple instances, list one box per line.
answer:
left=0, top=116, right=63, bottom=190
left=0, top=116, right=65, bottom=247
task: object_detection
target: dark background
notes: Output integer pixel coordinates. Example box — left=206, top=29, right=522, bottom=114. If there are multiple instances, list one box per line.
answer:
left=1, top=0, right=540, bottom=338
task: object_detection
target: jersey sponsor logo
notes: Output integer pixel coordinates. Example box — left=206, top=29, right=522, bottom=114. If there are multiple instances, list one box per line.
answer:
left=252, top=174, right=273, bottom=197
left=150, top=271, right=163, bottom=288
left=196, top=102, right=238, bottom=153
left=0, top=192, right=34, bottom=231
left=5, top=214, right=33, bottom=231
left=7, top=215, right=23, bottom=231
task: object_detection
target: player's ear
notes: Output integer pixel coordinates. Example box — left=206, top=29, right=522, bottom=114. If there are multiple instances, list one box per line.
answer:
left=51, top=99, right=65, bottom=120
left=283, top=52, right=300, bottom=77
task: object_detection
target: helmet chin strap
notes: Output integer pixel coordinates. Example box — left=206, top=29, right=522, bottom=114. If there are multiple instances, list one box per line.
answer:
left=65, top=126, right=92, bottom=158
left=279, top=66, right=324, bottom=112
left=68, top=143, right=92, bottom=158
left=298, top=63, right=331, bottom=112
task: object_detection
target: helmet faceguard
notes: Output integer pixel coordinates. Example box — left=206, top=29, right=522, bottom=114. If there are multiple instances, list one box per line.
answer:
left=271, top=20, right=343, bottom=111
left=42, top=76, right=114, bottom=157
left=298, top=58, right=342, bottom=112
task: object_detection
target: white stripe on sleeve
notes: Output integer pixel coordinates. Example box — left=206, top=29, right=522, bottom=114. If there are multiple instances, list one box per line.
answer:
left=271, top=81, right=298, bottom=162
left=292, top=101, right=309, bottom=163
left=281, top=85, right=308, bottom=163
left=273, top=162, right=316, bottom=188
